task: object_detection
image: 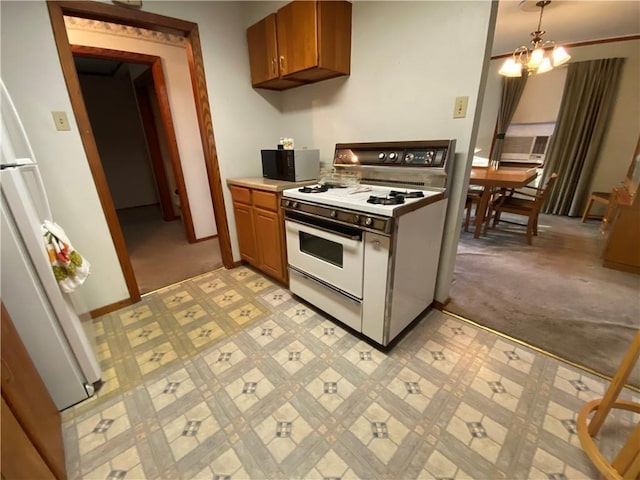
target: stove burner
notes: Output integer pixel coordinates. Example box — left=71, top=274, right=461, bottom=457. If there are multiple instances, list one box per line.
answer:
left=367, top=195, right=405, bottom=205
left=299, top=185, right=329, bottom=193
left=390, top=190, right=425, bottom=198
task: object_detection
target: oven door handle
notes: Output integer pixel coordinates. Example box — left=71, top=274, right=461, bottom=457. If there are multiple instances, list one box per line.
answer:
left=285, top=216, right=362, bottom=242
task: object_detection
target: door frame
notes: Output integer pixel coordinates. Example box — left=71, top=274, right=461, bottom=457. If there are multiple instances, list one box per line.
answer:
left=133, top=68, right=178, bottom=223
left=46, top=1, right=234, bottom=311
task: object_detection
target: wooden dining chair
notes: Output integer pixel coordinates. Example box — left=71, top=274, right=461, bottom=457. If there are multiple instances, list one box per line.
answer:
left=581, top=191, right=611, bottom=223
left=463, top=186, right=483, bottom=232
left=577, top=331, right=640, bottom=480
left=482, top=173, right=558, bottom=244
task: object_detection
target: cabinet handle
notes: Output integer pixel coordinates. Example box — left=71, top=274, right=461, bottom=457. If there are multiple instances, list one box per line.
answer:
left=272, top=58, right=276, bottom=74
left=279, top=56, right=285, bottom=73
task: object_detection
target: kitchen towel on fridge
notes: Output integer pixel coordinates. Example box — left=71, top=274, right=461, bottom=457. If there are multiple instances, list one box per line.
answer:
left=42, top=220, right=91, bottom=293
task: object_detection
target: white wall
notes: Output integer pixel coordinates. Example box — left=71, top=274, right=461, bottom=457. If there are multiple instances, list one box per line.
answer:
left=476, top=39, right=640, bottom=200
left=511, top=68, right=566, bottom=124
left=1, top=1, right=130, bottom=310
left=66, top=23, right=217, bottom=238
left=0, top=0, right=494, bottom=310
left=277, top=2, right=494, bottom=160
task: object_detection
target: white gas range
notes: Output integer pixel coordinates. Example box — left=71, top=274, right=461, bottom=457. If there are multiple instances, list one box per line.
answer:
left=282, top=140, right=455, bottom=348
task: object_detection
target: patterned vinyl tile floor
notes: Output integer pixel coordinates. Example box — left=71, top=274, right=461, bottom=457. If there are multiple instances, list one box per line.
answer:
left=61, top=266, right=639, bottom=480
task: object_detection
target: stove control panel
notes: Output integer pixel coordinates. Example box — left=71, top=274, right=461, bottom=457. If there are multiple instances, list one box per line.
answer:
left=334, top=141, right=452, bottom=168
left=403, top=149, right=447, bottom=166
left=282, top=199, right=393, bottom=235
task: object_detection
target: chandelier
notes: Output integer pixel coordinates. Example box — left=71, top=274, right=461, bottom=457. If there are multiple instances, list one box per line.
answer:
left=498, top=0, right=571, bottom=77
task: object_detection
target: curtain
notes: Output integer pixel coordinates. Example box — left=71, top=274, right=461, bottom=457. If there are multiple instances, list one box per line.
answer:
left=542, top=58, right=625, bottom=216
left=491, top=75, right=528, bottom=168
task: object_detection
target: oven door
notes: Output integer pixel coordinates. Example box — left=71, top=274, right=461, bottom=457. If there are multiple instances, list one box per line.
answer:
left=285, top=213, right=364, bottom=298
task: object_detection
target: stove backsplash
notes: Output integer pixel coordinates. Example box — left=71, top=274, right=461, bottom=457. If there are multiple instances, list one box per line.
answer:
left=329, top=139, right=456, bottom=194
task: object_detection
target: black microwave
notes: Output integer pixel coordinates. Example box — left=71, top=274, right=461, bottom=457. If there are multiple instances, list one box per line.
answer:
left=261, top=149, right=320, bottom=182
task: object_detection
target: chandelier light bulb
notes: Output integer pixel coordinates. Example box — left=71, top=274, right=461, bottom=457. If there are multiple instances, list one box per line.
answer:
left=552, top=45, right=571, bottom=66
left=528, top=48, right=544, bottom=69
left=537, top=57, right=553, bottom=74
left=498, top=58, right=523, bottom=77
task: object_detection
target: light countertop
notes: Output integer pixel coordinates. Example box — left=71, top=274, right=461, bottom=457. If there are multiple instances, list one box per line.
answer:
left=226, top=177, right=316, bottom=192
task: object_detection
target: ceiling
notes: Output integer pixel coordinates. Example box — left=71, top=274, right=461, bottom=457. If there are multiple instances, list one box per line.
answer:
left=492, top=0, right=640, bottom=56
left=74, top=56, right=122, bottom=76
left=70, top=1, right=640, bottom=71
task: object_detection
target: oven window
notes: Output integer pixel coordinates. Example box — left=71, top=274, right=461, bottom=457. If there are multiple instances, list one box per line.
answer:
left=299, top=232, right=343, bottom=267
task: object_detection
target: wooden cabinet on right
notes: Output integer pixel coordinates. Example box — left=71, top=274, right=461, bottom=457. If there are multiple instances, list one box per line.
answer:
left=602, top=136, right=640, bottom=274
left=602, top=193, right=640, bottom=273
left=247, top=0, right=352, bottom=90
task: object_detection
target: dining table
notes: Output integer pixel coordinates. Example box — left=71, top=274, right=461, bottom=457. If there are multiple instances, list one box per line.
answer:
left=468, top=166, right=539, bottom=238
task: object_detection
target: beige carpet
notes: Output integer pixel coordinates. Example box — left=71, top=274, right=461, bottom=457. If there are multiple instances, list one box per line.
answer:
left=117, top=204, right=223, bottom=294
left=447, top=212, right=640, bottom=385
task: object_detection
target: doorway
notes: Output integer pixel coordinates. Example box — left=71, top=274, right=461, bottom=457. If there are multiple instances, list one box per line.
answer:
left=47, top=1, right=234, bottom=312
left=73, top=50, right=223, bottom=294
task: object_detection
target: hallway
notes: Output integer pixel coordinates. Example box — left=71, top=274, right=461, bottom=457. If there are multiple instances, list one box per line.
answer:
left=118, top=204, right=222, bottom=294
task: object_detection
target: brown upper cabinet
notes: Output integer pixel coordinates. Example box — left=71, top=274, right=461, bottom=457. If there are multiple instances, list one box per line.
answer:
left=247, top=0, right=352, bottom=90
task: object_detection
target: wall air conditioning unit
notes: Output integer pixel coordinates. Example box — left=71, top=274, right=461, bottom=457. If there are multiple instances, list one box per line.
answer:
left=500, top=135, right=551, bottom=165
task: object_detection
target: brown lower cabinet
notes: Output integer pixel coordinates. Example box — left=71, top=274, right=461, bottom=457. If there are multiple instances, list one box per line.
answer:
left=230, top=185, right=288, bottom=284
left=1, top=302, right=66, bottom=480
left=602, top=191, right=640, bottom=274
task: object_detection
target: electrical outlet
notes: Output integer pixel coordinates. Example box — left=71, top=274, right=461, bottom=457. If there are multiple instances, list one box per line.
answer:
left=453, top=96, right=468, bottom=119
left=52, top=111, right=71, bottom=131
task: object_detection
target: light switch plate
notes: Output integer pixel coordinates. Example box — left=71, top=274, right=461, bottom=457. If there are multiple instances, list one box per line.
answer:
left=453, top=96, right=469, bottom=119
left=52, top=111, right=71, bottom=131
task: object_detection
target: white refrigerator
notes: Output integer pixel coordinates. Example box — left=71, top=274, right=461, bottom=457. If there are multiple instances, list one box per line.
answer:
left=1, top=79, right=101, bottom=411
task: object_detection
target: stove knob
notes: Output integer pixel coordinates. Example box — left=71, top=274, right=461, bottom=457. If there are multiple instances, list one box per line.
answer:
left=353, top=214, right=361, bottom=224
left=378, top=152, right=386, bottom=160
left=292, top=201, right=299, bottom=208
left=330, top=210, right=338, bottom=218
left=426, top=152, right=434, bottom=164
left=284, top=200, right=291, bottom=208
left=389, top=152, right=397, bottom=161
left=405, top=152, right=415, bottom=163
left=364, top=217, right=373, bottom=226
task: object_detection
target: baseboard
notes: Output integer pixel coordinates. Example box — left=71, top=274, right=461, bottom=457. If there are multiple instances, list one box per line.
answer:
left=193, top=233, right=219, bottom=243
left=90, top=297, right=135, bottom=318
left=433, top=298, right=450, bottom=310
left=602, top=260, right=640, bottom=275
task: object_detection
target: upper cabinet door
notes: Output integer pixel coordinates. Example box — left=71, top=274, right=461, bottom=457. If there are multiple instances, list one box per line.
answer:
left=276, top=1, right=318, bottom=76
left=247, top=14, right=279, bottom=85
left=246, top=1, right=352, bottom=90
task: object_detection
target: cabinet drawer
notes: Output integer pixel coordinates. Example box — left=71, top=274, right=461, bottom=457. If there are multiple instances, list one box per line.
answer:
left=252, top=190, right=279, bottom=211
left=230, top=186, right=251, bottom=204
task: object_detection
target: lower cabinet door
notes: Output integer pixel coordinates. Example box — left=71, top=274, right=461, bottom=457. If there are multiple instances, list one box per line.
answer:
left=233, top=202, right=258, bottom=265
left=1, top=302, right=66, bottom=480
left=253, top=206, right=285, bottom=282
left=1, top=397, right=56, bottom=480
